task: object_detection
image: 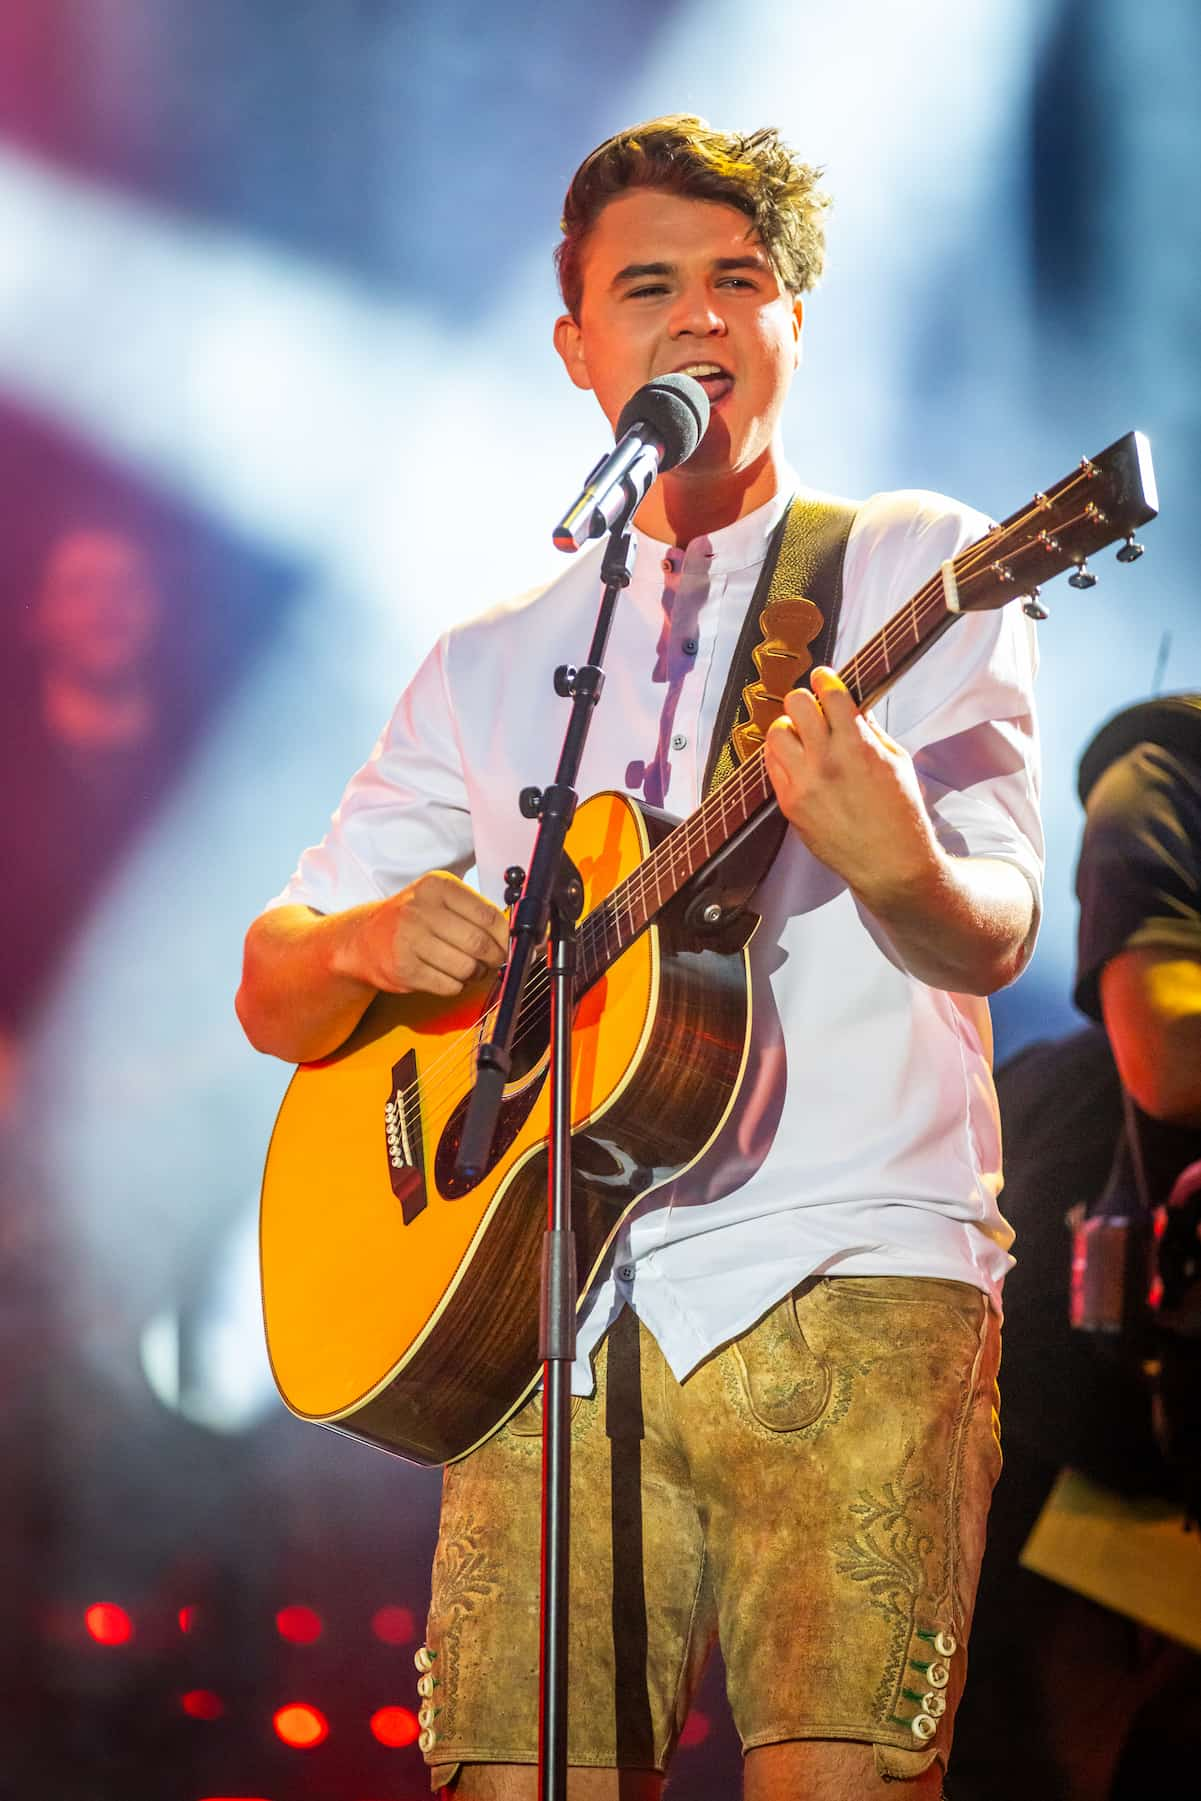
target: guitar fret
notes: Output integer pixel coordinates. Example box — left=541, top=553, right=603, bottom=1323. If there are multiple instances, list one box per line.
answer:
left=579, top=515, right=1030, bottom=977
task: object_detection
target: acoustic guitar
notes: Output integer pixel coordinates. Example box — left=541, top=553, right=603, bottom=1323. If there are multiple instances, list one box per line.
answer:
left=260, top=432, right=1157, bottom=1465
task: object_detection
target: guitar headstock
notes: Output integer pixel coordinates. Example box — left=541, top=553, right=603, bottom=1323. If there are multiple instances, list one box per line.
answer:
left=954, top=430, right=1158, bottom=615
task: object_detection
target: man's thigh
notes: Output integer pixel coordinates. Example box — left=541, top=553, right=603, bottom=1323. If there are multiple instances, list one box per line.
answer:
left=678, top=1276, right=1001, bottom=1784
left=422, top=1309, right=714, bottom=1786
left=745, top=1740, right=945, bottom=1801
left=450, top=1766, right=662, bottom=1799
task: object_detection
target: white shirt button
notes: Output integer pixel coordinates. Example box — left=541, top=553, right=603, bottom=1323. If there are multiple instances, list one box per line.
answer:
left=683, top=638, right=699, bottom=656
left=671, top=733, right=688, bottom=751
left=617, top=1264, right=634, bottom=1282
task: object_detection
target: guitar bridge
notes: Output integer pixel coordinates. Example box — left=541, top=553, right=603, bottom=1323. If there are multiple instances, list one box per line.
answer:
left=384, top=1050, right=427, bottom=1224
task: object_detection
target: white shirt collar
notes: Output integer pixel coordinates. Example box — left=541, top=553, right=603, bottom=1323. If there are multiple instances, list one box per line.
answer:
left=629, top=469, right=800, bottom=581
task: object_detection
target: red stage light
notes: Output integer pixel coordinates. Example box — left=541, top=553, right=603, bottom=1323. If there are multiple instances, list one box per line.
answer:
left=275, top=1604, right=323, bottom=1645
left=181, top=1689, right=226, bottom=1721
left=84, top=1603, right=133, bottom=1645
left=679, top=1709, right=710, bottom=1749
left=178, top=1604, right=198, bottom=1634
left=369, top=1705, right=420, bottom=1748
left=370, top=1604, right=416, bottom=1646
left=273, top=1703, right=329, bottom=1748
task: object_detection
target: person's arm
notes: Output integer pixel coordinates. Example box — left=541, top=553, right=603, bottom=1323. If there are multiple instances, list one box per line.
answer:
left=1099, top=947, right=1201, bottom=1127
left=236, top=872, right=509, bottom=1065
left=236, top=625, right=511, bottom=1065
left=765, top=666, right=1034, bottom=995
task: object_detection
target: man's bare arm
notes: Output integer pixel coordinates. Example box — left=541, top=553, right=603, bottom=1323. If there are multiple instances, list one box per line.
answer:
left=764, top=667, right=1035, bottom=997
left=236, top=872, right=509, bottom=1065
left=1100, top=948, right=1201, bottom=1127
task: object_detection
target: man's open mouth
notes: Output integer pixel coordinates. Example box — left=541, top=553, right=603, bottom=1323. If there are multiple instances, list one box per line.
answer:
left=672, top=362, right=735, bottom=405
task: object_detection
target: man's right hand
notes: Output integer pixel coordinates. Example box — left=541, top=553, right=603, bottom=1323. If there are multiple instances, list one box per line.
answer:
left=236, top=873, right=510, bottom=1065
left=335, top=871, right=510, bottom=999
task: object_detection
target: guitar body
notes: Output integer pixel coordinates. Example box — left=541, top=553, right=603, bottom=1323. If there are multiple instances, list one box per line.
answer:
left=260, top=789, right=755, bottom=1466
left=260, top=429, right=1159, bottom=1467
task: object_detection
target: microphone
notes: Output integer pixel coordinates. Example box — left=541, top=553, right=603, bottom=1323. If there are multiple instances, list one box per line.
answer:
left=553, top=373, right=710, bottom=553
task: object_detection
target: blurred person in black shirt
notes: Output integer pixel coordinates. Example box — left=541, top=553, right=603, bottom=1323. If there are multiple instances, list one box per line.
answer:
left=953, top=695, right=1201, bottom=1801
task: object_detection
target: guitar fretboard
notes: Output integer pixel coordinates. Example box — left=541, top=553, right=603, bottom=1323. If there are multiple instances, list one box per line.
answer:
left=569, top=444, right=1128, bottom=990
left=574, top=566, right=957, bottom=989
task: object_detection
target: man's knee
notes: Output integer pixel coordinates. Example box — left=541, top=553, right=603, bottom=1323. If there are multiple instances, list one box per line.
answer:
left=447, top=1765, right=662, bottom=1799
left=744, top=1739, right=945, bottom=1801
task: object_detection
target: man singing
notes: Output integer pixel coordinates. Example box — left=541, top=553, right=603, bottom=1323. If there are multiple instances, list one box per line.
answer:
left=237, top=117, right=1042, bottom=1800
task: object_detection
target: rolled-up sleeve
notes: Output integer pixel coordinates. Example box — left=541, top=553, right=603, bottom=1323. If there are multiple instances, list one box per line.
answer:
left=875, top=498, right=1044, bottom=927
left=264, top=634, right=474, bottom=916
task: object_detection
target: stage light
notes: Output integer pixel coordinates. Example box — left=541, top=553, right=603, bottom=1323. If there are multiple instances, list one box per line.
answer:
left=369, top=1705, right=420, bottom=1748
left=273, top=1703, right=329, bottom=1748
left=679, top=1710, right=710, bottom=1749
left=84, top=1603, right=134, bottom=1645
left=178, top=1604, right=199, bottom=1634
left=181, top=1689, right=226, bottom=1721
left=275, top=1604, right=323, bottom=1645
left=370, top=1604, right=416, bottom=1645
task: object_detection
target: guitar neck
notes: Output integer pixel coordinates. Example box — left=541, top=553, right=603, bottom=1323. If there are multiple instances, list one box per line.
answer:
left=576, top=559, right=959, bottom=988
left=576, top=426, right=1159, bottom=989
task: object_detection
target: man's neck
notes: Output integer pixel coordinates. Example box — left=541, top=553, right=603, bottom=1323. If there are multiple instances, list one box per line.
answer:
left=633, top=442, right=785, bottom=547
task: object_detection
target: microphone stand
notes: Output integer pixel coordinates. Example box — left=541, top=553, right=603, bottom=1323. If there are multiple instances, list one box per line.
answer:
left=455, top=497, right=640, bottom=1801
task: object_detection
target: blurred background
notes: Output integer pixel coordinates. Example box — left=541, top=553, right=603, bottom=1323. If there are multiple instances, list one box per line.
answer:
left=0, top=1, right=1197, bottom=1796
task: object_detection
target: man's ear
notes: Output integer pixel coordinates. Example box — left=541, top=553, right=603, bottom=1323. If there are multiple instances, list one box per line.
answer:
left=553, top=313, right=594, bottom=392
left=791, top=296, right=804, bottom=369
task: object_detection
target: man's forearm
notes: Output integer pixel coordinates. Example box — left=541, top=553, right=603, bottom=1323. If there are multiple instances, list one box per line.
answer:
left=236, top=903, right=380, bottom=1064
left=237, top=874, right=512, bottom=1064
left=854, top=849, right=1036, bottom=997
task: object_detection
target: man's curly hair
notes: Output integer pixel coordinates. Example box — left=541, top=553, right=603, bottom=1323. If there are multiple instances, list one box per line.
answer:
left=555, top=114, right=830, bottom=318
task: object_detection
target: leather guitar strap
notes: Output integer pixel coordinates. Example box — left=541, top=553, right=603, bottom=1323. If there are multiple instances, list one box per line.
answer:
left=697, top=491, right=859, bottom=912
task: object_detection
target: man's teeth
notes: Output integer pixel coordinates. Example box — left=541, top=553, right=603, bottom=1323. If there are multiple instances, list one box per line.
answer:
left=678, top=364, right=728, bottom=379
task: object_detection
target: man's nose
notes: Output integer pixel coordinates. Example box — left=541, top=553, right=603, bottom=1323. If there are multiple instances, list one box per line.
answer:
left=668, top=284, right=726, bottom=336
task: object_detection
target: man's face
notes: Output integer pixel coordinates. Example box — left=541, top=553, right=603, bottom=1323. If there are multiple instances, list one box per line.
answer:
left=34, top=530, right=160, bottom=681
left=553, top=187, right=803, bottom=478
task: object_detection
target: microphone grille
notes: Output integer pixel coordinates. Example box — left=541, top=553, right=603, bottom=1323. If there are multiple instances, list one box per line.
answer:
left=616, top=373, right=711, bottom=472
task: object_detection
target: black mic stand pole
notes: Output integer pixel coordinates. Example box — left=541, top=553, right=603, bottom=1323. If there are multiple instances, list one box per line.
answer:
left=455, top=498, right=640, bottom=1801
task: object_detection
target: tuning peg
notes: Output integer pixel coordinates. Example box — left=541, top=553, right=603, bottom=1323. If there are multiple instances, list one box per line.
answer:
left=1022, top=588, right=1049, bottom=621
left=1116, top=535, right=1144, bottom=563
left=1068, top=560, right=1098, bottom=589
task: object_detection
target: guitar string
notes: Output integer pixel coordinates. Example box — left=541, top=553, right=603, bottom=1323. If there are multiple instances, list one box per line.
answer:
left=382, top=477, right=1107, bottom=1127
left=383, top=475, right=1109, bottom=1124
left=598, top=489, right=1104, bottom=941
left=387, top=480, right=1108, bottom=1129
left=609, top=479, right=1111, bottom=927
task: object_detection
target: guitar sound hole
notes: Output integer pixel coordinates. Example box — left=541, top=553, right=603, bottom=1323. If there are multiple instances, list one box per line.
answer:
left=506, top=984, right=550, bottom=1086
left=435, top=987, right=551, bottom=1197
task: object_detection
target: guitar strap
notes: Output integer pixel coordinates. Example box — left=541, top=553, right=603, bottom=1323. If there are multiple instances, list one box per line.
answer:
left=703, top=491, right=859, bottom=793
left=696, top=491, right=859, bottom=912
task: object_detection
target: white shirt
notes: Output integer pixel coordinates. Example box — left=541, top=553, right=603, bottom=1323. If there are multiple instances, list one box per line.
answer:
left=270, top=480, right=1043, bottom=1394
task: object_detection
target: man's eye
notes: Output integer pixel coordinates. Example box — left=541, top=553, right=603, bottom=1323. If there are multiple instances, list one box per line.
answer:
left=626, top=284, right=668, bottom=299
